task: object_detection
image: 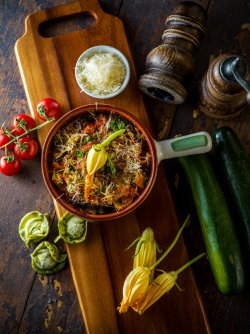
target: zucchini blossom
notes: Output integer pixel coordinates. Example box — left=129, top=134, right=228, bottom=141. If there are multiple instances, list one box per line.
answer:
left=84, top=128, right=125, bottom=201
left=127, top=227, right=160, bottom=279
left=117, top=267, right=151, bottom=314
left=86, top=145, right=107, bottom=177
left=133, top=252, right=205, bottom=314
left=118, top=215, right=206, bottom=314
left=133, top=228, right=160, bottom=270
left=133, top=271, right=178, bottom=314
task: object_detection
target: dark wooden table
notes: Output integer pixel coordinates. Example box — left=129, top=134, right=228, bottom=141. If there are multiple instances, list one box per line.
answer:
left=1, top=1, right=250, bottom=333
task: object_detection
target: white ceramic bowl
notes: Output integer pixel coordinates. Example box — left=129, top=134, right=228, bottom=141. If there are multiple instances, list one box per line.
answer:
left=75, top=45, right=130, bottom=99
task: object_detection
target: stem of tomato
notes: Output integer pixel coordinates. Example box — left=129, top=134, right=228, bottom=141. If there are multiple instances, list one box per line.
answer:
left=0, top=118, right=55, bottom=150
left=37, top=105, right=54, bottom=121
left=4, top=147, right=15, bottom=162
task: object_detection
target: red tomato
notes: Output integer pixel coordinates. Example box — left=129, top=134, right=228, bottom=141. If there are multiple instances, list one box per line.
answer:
left=14, top=137, right=39, bottom=160
left=12, top=114, right=37, bottom=136
left=36, top=98, right=61, bottom=121
left=0, top=128, right=15, bottom=150
left=0, top=153, right=21, bottom=176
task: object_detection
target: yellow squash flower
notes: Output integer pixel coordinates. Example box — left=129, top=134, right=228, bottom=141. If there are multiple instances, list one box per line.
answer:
left=133, top=271, right=178, bottom=314
left=134, top=251, right=206, bottom=314
left=84, top=129, right=125, bottom=201
left=86, top=145, right=107, bottom=176
left=132, top=228, right=160, bottom=277
left=118, top=214, right=206, bottom=315
left=117, top=267, right=151, bottom=314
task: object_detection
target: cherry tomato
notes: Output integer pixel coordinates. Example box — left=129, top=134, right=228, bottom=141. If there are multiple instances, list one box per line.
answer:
left=0, top=153, right=21, bottom=176
left=14, top=137, right=39, bottom=160
left=12, top=114, right=37, bottom=136
left=0, top=128, right=15, bottom=150
left=36, top=98, right=61, bottom=121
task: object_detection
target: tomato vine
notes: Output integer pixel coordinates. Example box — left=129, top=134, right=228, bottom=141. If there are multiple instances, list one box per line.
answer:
left=0, top=115, right=54, bottom=176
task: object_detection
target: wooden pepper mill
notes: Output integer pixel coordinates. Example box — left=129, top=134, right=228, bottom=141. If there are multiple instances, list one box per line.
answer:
left=138, top=1, right=206, bottom=104
left=199, top=54, right=250, bottom=119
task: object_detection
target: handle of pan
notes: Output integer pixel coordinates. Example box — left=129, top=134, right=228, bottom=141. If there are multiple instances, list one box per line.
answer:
left=155, top=131, right=212, bottom=163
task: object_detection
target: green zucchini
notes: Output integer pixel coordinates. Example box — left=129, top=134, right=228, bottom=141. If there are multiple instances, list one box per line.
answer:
left=213, top=126, right=250, bottom=262
left=179, top=154, right=245, bottom=295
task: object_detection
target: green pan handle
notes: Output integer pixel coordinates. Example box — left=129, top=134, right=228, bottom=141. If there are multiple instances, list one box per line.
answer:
left=155, top=131, right=212, bottom=163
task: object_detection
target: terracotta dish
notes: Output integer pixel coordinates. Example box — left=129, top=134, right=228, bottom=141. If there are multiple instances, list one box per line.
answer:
left=42, top=104, right=212, bottom=221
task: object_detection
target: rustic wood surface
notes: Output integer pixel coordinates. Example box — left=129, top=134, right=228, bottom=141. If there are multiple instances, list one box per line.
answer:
left=0, top=1, right=250, bottom=334
left=14, top=0, right=210, bottom=333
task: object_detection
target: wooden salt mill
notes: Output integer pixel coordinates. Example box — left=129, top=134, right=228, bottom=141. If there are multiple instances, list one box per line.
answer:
left=199, top=54, right=250, bottom=119
left=138, top=1, right=206, bottom=104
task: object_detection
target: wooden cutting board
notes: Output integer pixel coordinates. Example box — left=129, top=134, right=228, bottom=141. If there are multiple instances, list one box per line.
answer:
left=15, top=1, right=210, bottom=333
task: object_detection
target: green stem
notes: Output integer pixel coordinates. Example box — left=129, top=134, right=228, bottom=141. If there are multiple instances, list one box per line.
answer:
left=0, top=118, right=54, bottom=150
left=176, top=252, right=206, bottom=275
left=100, top=129, right=125, bottom=147
left=106, top=152, right=116, bottom=176
left=9, top=132, right=16, bottom=140
left=125, top=237, right=141, bottom=251
left=54, top=235, right=62, bottom=243
left=149, top=214, right=191, bottom=270
left=37, top=105, right=54, bottom=121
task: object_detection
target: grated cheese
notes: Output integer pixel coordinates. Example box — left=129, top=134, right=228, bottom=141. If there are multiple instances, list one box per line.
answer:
left=76, top=52, right=126, bottom=96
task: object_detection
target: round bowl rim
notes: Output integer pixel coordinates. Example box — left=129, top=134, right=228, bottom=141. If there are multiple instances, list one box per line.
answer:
left=75, top=45, right=131, bottom=99
left=41, top=104, right=158, bottom=221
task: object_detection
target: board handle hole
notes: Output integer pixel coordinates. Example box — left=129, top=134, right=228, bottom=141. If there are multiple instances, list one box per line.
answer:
left=39, top=12, right=97, bottom=38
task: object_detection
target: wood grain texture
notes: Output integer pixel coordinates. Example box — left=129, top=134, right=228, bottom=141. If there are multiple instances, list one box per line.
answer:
left=138, top=1, right=207, bottom=105
left=0, top=1, right=85, bottom=334
left=165, top=1, right=250, bottom=334
left=119, top=0, right=209, bottom=140
left=1, top=0, right=250, bottom=333
left=14, top=1, right=210, bottom=333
